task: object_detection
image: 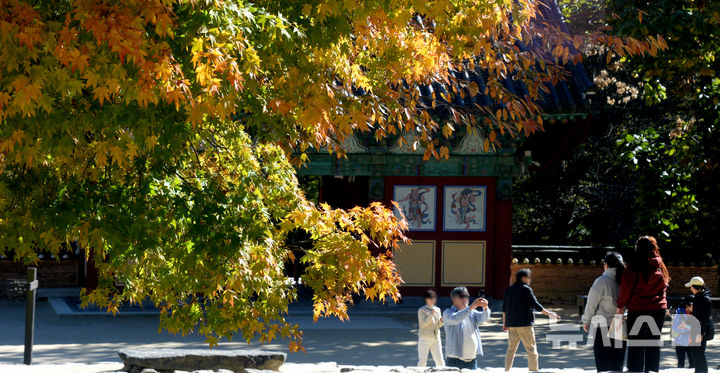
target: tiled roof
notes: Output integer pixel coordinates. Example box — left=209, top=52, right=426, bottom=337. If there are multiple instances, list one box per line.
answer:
left=415, top=62, right=592, bottom=115
left=412, top=0, right=593, bottom=116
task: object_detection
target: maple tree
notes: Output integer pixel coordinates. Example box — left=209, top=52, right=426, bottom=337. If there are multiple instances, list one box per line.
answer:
left=0, top=0, right=663, bottom=348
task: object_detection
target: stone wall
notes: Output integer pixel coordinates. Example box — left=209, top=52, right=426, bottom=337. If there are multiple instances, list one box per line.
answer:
left=0, top=260, right=79, bottom=288
left=510, top=262, right=719, bottom=303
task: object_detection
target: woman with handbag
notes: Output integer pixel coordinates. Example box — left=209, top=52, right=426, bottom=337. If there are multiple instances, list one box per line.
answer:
left=617, top=236, right=670, bottom=373
left=582, top=252, right=627, bottom=372
left=686, top=276, right=714, bottom=373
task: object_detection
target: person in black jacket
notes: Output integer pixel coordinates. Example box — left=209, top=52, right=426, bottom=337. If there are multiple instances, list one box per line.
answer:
left=686, top=276, right=714, bottom=373
left=503, top=269, right=560, bottom=372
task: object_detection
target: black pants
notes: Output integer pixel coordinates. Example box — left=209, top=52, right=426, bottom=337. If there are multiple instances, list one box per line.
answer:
left=676, top=346, right=694, bottom=368
left=592, top=325, right=626, bottom=372
left=690, top=339, right=708, bottom=373
left=445, top=357, right=477, bottom=370
left=627, top=309, right=666, bottom=373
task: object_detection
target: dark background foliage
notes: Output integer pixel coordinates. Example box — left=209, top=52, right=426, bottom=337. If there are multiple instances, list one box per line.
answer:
left=513, top=0, right=720, bottom=259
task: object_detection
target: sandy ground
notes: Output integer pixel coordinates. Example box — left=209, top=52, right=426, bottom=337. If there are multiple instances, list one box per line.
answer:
left=1, top=299, right=719, bottom=372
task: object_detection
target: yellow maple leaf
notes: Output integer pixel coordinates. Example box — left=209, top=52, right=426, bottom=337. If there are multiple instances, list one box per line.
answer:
left=93, top=86, right=112, bottom=105
left=9, top=129, right=26, bottom=148
left=144, top=135, right=158, bottom=150
left=316, top=3, right=332, bottom=21
left=126, top=142, right=139, bottom=159
left=364, top=287, right=377, bottom=300
left=301, top=3, right=313, bottom=16
left=94, top=141, right=109, bottom=167
left=187, top=105, right=205, bottom=125
left=83, top=70, right=101, bottom=87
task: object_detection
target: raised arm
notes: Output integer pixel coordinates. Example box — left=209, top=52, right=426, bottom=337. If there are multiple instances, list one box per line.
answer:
left=418, top=308, right=434, bottom=329
left=443, top=306, right=472, bottom=326
left=434, top=307, right=444, bottom=328
left=473, top=307, right=491, bottom=325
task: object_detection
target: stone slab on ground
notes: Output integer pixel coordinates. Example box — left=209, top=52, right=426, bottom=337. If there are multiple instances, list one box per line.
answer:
left=118, top=348, right=286, bottom=373
left=0, top=362, right=123, bottom=373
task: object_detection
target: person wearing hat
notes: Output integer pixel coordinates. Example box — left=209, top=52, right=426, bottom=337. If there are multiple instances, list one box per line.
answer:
left=672, top=294, right=696, bottom=368
left=686, top=276, right=714, bottom=373
left=442, top=286, right=491, bottom=370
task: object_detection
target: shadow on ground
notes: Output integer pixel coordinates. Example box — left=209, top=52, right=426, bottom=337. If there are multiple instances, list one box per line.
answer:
left=0, top=300, right=717, bottom=371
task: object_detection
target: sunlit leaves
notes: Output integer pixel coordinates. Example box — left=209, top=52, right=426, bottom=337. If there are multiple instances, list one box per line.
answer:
left=280, top=201, right=407, bottom=322
left=0, top=0, right=664, bottom=350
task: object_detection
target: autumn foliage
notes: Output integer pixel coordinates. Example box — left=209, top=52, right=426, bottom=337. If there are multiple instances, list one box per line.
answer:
left=0, top=0, right=664, bottom=348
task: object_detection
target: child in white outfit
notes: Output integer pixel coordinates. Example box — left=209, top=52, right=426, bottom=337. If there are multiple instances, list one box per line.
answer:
left=418, top=289, right=444, bottom=367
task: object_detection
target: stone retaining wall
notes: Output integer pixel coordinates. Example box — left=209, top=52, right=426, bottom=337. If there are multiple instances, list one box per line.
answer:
left=510, top=262, right=719, bottom=302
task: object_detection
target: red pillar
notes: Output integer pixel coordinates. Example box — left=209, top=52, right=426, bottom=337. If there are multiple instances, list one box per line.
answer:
left=492, top=199, right=513, bottom=298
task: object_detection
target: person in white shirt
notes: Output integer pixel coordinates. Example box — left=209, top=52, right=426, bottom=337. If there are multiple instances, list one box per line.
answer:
left=417, top=289, right=444, bottom=367
left=443, top=286, right=491, bottom=370
left=581, top=252, right=626, bottom=372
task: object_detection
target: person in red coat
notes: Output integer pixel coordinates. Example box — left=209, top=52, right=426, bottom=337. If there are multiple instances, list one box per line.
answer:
left=616, top=236, right=670, bottom=373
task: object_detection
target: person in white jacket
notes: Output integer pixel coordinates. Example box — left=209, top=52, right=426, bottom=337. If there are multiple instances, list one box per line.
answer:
left=581, top=251, right=627, bottom=372
left=418, top=289, right=444, bottom=367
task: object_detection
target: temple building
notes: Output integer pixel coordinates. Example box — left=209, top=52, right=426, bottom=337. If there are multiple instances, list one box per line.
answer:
left=297, top=1, right=592, bottom=298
